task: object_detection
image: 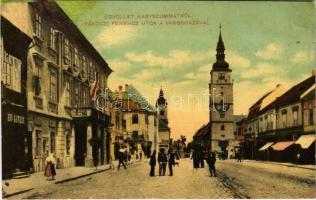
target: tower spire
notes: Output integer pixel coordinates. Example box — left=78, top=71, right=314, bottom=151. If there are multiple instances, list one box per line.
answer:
left=216, top=24, right=225, bottom=61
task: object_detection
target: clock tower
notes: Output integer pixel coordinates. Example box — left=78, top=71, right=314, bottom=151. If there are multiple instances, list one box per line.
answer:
left=209, top=26, right=234, bottom=157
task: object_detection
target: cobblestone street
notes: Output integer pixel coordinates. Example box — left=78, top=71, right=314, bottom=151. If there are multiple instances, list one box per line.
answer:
left=9, top=159, right=315, bottom=199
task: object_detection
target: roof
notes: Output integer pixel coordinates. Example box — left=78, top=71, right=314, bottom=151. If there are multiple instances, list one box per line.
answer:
left=30, top=0, right=112, bottom=74
left=274, top=75, right=315, bottom=109
left=247, top=91, right=272, bottom=120
left=159, top=119, right=170, bottom=131
left=193, top=123, right=211, bottom=138
left=109, top=85, right=156, bottom=113
left=300, top=84, right=315, bottom=100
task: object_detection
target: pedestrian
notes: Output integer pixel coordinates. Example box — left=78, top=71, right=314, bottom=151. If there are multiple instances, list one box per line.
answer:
left=44, top=153, right=56, bottom=180
left=158, top=148, right=167, bottom=176
left=207, top=152, right=217, bottom=177
left=200, top=150, right=205, bottom=168
left=191, top=150, right=199, bottom=169
left=136, top=150, right=139, bottom=160
left=168, top=150, right=176, bottom=176
left=149, top=150, right=156, bottom=177
left=118, top=147, right=127, bottom=170
left=140, top=151, right=142, bottom=161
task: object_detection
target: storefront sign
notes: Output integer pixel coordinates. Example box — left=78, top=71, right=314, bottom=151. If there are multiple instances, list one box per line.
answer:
left=7, top=113, right=25, bottom=124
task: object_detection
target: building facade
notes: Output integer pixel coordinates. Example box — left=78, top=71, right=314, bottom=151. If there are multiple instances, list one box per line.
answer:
left=2, top=0, right=112, bottom=173
left=209, top=28, right=235, bottom=157
left=109, top=85, right=158, bottom=159
left=237, top=73, right=315, bottom=163
left=1, top=16, right=32, bottom=179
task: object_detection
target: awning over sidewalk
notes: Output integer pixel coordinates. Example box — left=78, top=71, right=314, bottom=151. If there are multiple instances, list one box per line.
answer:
left=258, top=142, right=274, bottom=151
left=271, top=141, right=295, bottom=151
left=295, top=134, right=316, bottom=149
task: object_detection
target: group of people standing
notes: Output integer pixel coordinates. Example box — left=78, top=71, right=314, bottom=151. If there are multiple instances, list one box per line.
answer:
left=191, top=149, right=217, bottom=177
left=149, top=148, right=177, bottom=177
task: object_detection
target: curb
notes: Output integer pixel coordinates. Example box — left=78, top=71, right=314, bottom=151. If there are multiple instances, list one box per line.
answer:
left=3, top=188, right=34, bottom=199
left=251, top=160, right=316, bottom=171
left=55, top=167, right=110, bottom=184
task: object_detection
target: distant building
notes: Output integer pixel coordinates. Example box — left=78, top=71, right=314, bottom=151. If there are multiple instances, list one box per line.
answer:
left=156, top=89, right=171, bottom=151
left=109, top=85, right=158, bottom=159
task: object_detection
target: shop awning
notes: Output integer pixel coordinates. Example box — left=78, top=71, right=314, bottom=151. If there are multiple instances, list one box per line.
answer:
left=258, top=142, right=274, bottom=151
left=271, top=141, right=295, bottom=151
left=295, top=134, right=316, bottom=149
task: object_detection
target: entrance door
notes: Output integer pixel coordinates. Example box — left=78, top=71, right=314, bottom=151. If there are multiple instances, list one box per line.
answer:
left=23, top=133, right=33, bottom=171
left=75, top=124, right=87, bottom=166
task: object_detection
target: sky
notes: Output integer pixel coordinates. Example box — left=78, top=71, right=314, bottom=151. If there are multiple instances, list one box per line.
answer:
left=57, top=1, right=314, bottom=141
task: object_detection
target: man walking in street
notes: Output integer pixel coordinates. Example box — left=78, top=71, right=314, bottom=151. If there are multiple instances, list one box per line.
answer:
left=149, top=150, right=156, bottom=177
left=158, top=148, right=167, bottom=176
left=207, top=151, right=217, bottom=177
left=118, top=147, right=127, bottom=170
left=168, top=150, right=176, bottom=176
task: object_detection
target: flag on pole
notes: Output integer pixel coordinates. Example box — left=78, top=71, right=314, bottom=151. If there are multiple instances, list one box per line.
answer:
left=90, top=71, right=98, bottom=101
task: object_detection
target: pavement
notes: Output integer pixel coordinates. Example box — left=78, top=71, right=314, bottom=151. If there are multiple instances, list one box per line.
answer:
left=2, top=164, right=110, bottom=198
left=2, top=158, right=315, bottom=199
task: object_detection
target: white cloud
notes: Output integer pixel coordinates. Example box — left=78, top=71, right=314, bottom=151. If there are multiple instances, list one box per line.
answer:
left=184, top=72, right=195, bottom=79
left=234, top=73, right=310, bottom=114
left=107, top=59, right=131, bottom=73
left=95, top=26, right=137, bottom=49
left=240, top=62, right=284, bottom=79
left=291, top=51, right=314, bottom=63
left=227, top=51, right=251, bottom=68
left=255, top=43, right=282, bottom=60
left=198, top=63, right=211, bottom=73
left=126, top=50, right=214, bottom=68
left=131, top=69, right=160, bottom=81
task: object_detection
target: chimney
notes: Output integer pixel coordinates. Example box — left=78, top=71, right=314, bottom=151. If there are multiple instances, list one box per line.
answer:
left=118, top=85, right=123, bottom=91
left=118, top=85, right=123, bottom=99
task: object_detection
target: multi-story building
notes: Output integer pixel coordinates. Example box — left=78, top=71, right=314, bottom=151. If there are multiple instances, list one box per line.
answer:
left=2, top=0, right=112, bottom=173
left=109, top=85, right=158, bottom=159
left=209, top=28, right=235, bottom=158
left=243, top=84, right=286, bottom=159
left=1, top=16, right=32, bottom=179
left=297, top=83, right=315, bottom=164
left=243, top=74, right=315, bottom=162
left=156, top=89, right=171, bottom=151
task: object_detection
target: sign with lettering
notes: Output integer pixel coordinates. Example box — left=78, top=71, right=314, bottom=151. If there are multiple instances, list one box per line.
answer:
left=7, top=113, right=25, bottom=124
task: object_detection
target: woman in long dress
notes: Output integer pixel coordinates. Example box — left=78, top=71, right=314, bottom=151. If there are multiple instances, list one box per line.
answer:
left=44, top=153, right=56, bottom=180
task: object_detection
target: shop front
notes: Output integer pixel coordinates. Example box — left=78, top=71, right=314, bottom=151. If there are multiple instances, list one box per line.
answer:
left=1, top=17, right=32, bottom=179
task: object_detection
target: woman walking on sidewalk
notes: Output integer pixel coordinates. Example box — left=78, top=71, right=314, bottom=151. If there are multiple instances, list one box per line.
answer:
left=44, top=153, right=56, bottom=180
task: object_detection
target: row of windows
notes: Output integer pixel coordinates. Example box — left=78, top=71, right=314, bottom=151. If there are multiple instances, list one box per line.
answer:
left=1, top=51, right=22, bottom=93
left=35, top=129, right=72, bottom=157
left=34, top=12, right=100, bottom=84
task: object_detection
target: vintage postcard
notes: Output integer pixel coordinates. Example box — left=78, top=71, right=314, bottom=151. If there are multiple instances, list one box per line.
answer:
left=1, top=0, right=315, bottom=199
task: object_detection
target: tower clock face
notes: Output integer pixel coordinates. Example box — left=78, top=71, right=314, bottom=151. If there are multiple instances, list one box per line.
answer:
left=218, top=73, right=225, bottom=80
left=215, top=101, right=230, bottom=112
